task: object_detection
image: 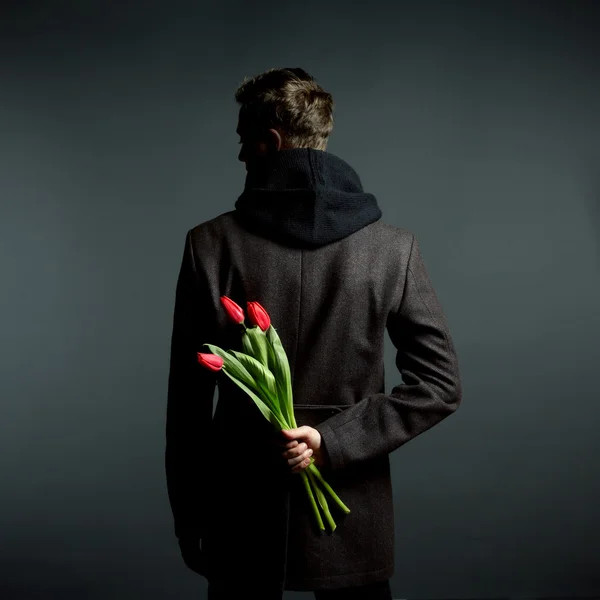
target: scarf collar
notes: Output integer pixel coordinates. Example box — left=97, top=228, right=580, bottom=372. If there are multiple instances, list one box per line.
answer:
left=233, top=148, right=382, bottom=249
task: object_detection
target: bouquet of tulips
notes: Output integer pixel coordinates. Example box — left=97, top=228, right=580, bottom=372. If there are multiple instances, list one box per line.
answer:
left=197, top=295, right=350, bottom=533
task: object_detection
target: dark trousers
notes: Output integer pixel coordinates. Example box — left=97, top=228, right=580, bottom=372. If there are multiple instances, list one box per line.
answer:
left=207, top=578, right=392, bottom=600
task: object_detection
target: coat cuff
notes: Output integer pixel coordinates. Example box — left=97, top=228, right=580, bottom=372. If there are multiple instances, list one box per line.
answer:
left=316, top=422, right=345, bottom=471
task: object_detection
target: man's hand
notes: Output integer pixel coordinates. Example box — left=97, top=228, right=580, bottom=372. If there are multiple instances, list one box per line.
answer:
left=279, top=426, right=327, bottom=474
left=178, top=538, right=208, bottom=577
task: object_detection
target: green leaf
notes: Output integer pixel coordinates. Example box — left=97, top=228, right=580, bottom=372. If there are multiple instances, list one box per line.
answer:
left=230, top=350, right=277, bottom=399
left=229, top=350, right=291, bottom=428
left=266, top=326, right=295, bottom=426
left=220, top=368, right=287, bottom=430
left=252, top=327, right=291, bottom=426
left=241, top=332, right=255, bottom=359
left=204, top=343, right=291, bottom=430
left=246, top=326, right=269, bottom=367
left=203, top=344, right=254, bottom=388
left=240, top=327, right=294, bottom=428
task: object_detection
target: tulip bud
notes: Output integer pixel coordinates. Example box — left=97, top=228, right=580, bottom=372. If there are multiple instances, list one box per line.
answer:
left=197, top=352, right=224, bottom=372
left=247, top=301, right=271, bottom=331
left=220, top=296, right=245, bottom=324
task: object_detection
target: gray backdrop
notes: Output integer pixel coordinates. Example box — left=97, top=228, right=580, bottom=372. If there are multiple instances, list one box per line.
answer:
left=1, top=1, right=599, bottom=598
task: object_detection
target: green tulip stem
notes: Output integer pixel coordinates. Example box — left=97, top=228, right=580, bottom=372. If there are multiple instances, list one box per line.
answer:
left=300, top=470, right=324, bottom=531
left=307, top=468, right=337, bottom=532
left=307, top=461, right=351, bottom=515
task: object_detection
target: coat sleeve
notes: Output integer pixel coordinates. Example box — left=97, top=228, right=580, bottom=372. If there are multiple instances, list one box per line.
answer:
left=165, top=229, right=217, bottom=543
left=315, top=234, right=462, bottom=471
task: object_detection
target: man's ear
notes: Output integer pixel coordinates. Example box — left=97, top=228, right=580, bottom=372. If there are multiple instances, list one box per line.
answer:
left=268, top=128, right=283, bottom=151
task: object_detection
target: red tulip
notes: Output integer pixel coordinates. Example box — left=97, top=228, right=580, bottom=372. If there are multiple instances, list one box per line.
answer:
left=220, top=296, right=245, bottom=324
left=247, top=301, right=271, bottom=331
left=197, top=352, right=223, bottom=372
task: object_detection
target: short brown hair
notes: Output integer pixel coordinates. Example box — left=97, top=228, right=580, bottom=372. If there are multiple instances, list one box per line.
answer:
left=234, top=67, right=334, bottom=151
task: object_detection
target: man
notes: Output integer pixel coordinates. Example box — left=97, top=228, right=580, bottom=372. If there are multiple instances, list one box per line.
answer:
left=165, top=67, right=462, bottom=600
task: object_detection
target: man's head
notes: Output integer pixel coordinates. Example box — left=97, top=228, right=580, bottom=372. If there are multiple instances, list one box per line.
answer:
left=234, top=67, right=334, bottom=169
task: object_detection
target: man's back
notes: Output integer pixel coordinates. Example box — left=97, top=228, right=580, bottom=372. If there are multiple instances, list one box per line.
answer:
left=167, top=63, right=460, bottom=598
left=169, top=147, right=462, bottom=591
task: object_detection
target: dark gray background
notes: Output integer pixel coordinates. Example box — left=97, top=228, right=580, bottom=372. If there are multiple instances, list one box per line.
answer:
left=1, top=1, right=599, bottom=598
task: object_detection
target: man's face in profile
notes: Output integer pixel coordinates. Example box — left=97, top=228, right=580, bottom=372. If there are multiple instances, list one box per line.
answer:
left=237, top=110, right=282, bottom=170
left=237, top=121, right=266, bottom=170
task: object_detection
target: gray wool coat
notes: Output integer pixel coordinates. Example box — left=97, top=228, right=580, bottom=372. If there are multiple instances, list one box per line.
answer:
left=165, top=149, right=462, bottom=593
